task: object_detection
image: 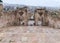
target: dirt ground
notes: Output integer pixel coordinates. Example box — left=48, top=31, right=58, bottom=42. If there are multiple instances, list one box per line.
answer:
left=0, top=26, right=60, bottom=43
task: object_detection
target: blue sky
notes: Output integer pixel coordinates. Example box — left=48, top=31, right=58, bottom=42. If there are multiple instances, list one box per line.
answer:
left=2, top=0, right=60, bottom=7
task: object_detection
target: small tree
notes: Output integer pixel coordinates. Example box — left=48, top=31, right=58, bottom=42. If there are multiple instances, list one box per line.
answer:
left=0, top=0, right=2, bottom=2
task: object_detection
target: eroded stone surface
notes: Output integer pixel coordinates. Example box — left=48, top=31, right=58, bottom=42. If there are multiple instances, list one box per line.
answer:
left=0, top=26, right=60, bottom=43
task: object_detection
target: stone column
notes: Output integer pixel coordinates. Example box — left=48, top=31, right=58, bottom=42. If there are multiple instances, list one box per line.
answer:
left=41, top=11, right=49, bottom=26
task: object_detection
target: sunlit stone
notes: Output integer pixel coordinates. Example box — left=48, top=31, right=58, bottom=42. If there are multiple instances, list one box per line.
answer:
left=21, top=36, right=28, bottom=42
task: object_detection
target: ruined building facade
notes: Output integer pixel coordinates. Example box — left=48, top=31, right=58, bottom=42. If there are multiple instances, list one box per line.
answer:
left=0, top=5, right=49, bottom=26
left=0, top=1, right=60, bottom=29
left=34, top=8, right=49, bottom=26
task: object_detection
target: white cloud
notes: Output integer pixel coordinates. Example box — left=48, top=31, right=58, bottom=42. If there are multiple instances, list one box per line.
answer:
left=2, top=0, right=60, bottom=7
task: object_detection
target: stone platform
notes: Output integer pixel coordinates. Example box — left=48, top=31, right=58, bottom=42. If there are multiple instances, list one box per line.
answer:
left=0, top=26, right=60, bottom=43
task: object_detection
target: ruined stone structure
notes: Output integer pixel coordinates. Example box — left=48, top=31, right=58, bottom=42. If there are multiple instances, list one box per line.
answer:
left=0, top=0, right=3, bottom=11
left=0, top=1, right=59, bottom=29
left=14, top=7, right=29, bottom=26
left=34, top=8, right=49, bottom=26
left=0, top=6, right=49, bottom=27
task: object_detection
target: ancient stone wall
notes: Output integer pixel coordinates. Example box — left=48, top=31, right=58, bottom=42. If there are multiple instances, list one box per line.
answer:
left=0, top=11, right=15, bottom=27
left=34, top=8, right=49, bottom=26
left=0, top=4, right=3, bottom=11
left=0, top=6, right=60, bottom=29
